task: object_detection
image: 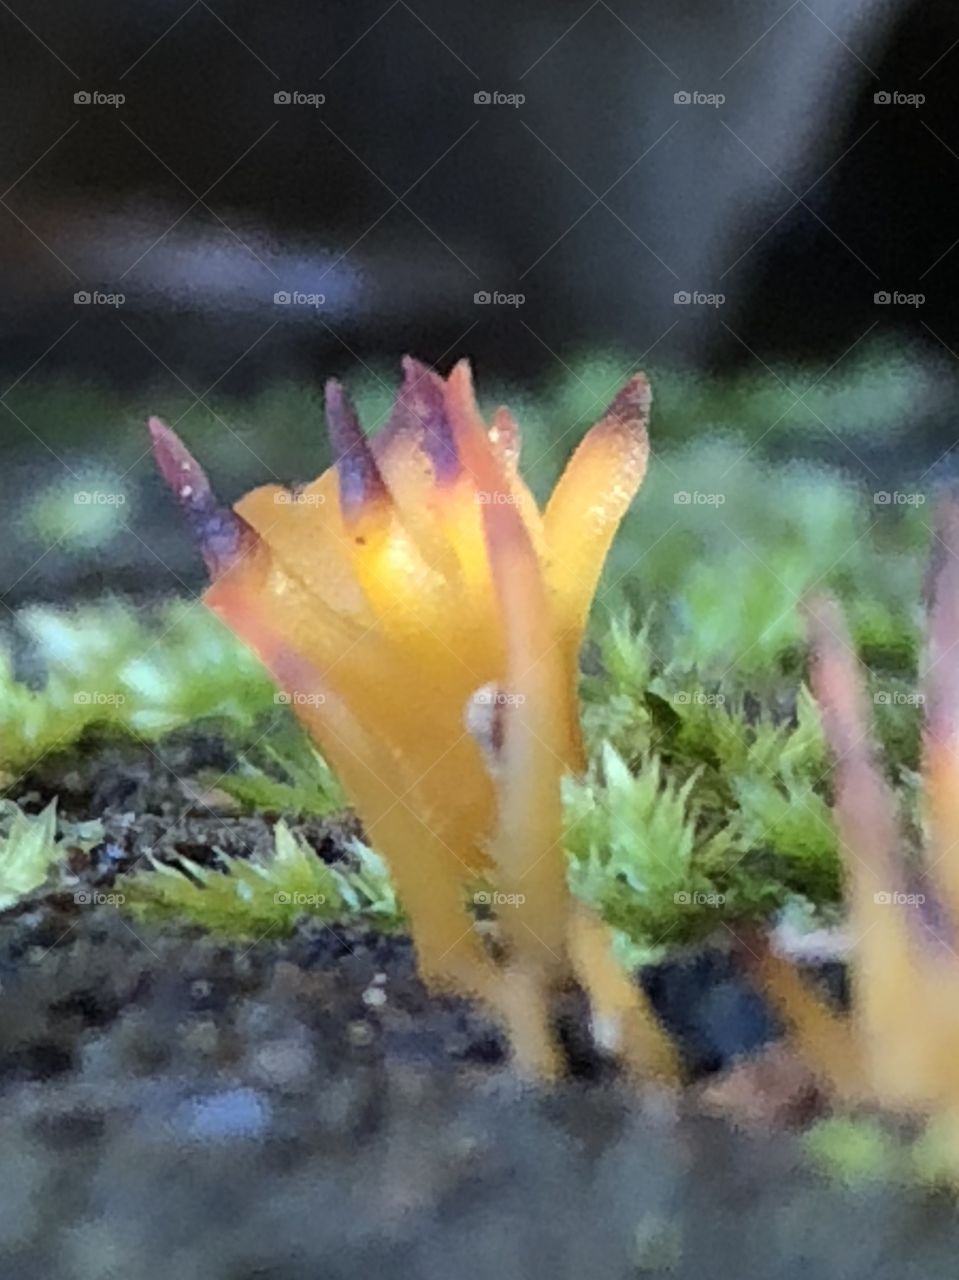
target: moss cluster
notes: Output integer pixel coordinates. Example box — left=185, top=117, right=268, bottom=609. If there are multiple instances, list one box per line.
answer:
left=0, top=593, right=924, bottom=957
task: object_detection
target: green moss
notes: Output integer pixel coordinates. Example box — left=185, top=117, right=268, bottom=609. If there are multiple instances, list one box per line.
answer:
left=123, top=820, right=401, bottom=940
left=0, top=599, right=922, bottom=954
left=210, top=740, right=347, bottom=819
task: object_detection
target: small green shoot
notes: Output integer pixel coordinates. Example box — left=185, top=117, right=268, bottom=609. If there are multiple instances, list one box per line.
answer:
left=0, top=799, right=102, bottom=910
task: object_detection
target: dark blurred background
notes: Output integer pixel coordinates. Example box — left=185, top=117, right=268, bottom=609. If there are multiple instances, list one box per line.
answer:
left=2, top=0, right=957, bottom=379
left=2, top=0, right=958, bottom=598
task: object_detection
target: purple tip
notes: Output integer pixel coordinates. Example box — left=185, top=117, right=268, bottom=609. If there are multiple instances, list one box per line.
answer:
left=147, top=416, right=251, bottom=577
left=605, top=373, right=651, bottom=429
left=388, top=357, right=459, bottom=484
left=325, top=380, right=389, bottom=515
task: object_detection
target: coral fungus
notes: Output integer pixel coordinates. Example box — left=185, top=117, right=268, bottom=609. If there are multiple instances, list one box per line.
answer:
left=747, top=495, right=959, bottom=1169
left=150, top=357, right=677, bottom=1080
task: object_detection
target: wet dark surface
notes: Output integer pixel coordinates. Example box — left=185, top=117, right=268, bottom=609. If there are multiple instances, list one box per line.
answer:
left=0, top=743, right=947, bottom=1279
left=0, top=901, right=955, bottom=1280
